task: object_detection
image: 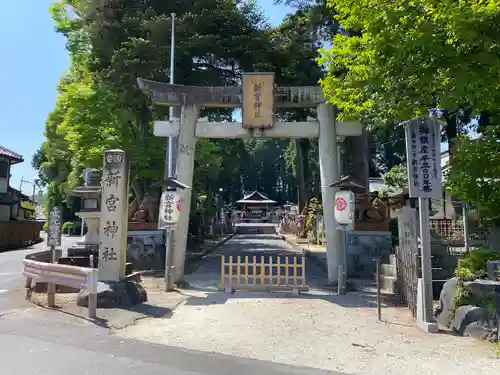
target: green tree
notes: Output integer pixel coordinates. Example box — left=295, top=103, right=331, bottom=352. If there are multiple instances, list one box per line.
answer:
left=319, top=0, right=500, bottom=151
left=446, top=127, right=500, bottom=220
left=383, top=164, right=407, bottom=190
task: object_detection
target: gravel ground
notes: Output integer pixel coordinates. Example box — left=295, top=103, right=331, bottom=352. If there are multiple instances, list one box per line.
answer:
left=117, top=235, right=499, bottom=374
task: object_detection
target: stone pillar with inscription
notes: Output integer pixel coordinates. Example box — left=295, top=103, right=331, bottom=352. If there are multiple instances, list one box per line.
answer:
left=98, top=149, right=129, bottom=282
left=172, top=104, right=199, bottom=281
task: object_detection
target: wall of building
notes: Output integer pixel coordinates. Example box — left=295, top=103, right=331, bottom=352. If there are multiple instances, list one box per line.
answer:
left=0, top=156, right=10, bottom=194
left=0, top=205, right=10, bottom=222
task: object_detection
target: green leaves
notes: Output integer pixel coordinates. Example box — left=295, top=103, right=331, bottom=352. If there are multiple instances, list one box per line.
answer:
left=319, top=0, right=500, bottom=125
left=446, top=127, right=500, bottom=220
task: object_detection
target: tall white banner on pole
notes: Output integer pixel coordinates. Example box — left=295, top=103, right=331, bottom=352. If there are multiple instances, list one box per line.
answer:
left=404, top=117, right=443, bottom=198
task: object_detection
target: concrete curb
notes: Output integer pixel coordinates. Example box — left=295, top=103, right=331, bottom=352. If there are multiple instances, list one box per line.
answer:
left=140, top=233, right=237, bottom=277
left=280, top=234, right=328, bottom=273
left=189, top=232, right=237, bottom=262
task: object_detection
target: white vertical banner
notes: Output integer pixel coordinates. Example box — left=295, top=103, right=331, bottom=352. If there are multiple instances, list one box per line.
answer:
left=403, top=117, right=443, bottom=198
left=98, top=149, right=129, bottom=281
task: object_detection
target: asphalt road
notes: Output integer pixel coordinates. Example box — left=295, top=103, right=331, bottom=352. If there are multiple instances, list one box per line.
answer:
left=0, top=315, right=344, bottom=375
left=0, top=235, right=80, bottom=314
left=0, top=234, right=345, bottom=375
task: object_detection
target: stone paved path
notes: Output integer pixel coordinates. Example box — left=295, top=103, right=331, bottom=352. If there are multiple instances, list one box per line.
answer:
left=184, top=233, right=326, bottom=290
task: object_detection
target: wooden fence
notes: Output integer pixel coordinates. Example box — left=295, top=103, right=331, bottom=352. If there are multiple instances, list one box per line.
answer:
left=395, top=245, right=420, bottom=317
left=0, top=221, right=43, bottom=250
left=220, top=254, right=309, bottom=293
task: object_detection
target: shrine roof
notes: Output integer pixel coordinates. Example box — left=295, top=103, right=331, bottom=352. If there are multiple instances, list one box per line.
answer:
left=0, top=146, right=23, bottom=164
left=236, top=191, right=276, bottom=204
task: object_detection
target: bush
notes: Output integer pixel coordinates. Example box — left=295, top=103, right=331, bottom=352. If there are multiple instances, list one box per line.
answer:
left=453, top=247, right=500, bottom=314
left=62, top=221, right=76, bottom=234
left=455, top=247, right=500, bottom=281
left=42, top=222, right=48, bottom=231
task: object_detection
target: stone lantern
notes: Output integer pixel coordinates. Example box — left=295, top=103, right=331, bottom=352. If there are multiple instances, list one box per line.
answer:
left=67, top=169, right=102, bottom=252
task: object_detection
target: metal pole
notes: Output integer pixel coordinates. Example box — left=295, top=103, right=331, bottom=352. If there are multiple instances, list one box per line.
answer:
left=418, top=197, right=434, bottom=323
left=462, top=202, right=470, bottom=252
left=337, top=227, right=347, bottom=294
left=166, top=13, right=176, bottom=178
left=164, top=13, right=177, bottom=292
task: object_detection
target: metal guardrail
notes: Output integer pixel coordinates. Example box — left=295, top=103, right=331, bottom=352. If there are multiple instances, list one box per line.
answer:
left=220, top=254, right=309, bottom=294
left=22, top=259, right=98, bottom=318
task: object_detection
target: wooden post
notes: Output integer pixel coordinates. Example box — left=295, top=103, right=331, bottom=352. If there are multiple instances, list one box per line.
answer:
left=244, top=256, right=249, bottom=287
left=268, top=257, right=273, bottom=285
left=252, top=256, right=257, bottom=286
left=236, top=256, right=241, bottom=286
left=260, top=256, right=265, bottom=285
left=277, top=257, right=281, bottom=285
left=228, top=255, right=233, bottom=286
left=375, top=257, right=382, bottom=321
left=220, top=255, right=225, bottom=287
left=301, top=256, right=306, bottom=286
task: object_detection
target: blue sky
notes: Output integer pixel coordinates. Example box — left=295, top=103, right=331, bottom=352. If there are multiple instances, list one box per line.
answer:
left=0, top=1, right=450, bottom=196
left=1, top=1, right=293, bottom=195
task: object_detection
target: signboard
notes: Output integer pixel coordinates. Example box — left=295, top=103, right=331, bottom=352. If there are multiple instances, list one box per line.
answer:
left=242, top=72, right=274, bottom=129
left=334, top=190, right=355, bottom=225
left=99, top=149, right=129, bottom=281
left=47, top=206, right=62, bottom=247
left=404, top=117, right=443, bottom=198
left=397, top=206, right=418, bottom=254
left=159, top=190, right=181, bottom=228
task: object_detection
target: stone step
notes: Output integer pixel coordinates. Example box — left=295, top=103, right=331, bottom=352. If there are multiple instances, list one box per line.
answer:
left=381, top=263, right=397, bottom=277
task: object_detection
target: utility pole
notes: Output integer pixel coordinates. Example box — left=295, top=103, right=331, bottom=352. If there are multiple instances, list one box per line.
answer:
left=164, top=13, right=177, bottom=291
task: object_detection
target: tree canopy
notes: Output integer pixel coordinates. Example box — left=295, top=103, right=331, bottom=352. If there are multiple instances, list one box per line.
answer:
left=446, top=128, right=500, bottom=220
left=318, top=0, right=500, bottom=129
left=34, top=0, right=333, bottom=222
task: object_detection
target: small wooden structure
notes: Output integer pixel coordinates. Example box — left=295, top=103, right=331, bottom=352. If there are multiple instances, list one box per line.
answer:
left=235, top=191, right=277, bottom=223
left=220, top=254, right=308, bottom=293
left=329, top=175, right=391, bottom=231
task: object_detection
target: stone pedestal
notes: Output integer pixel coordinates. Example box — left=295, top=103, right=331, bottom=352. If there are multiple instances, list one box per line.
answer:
left=76, top=280, right=147, bottom=308
left=75, top=211, right=100, bottom=246
left=346, top=230, right=392, bottom=278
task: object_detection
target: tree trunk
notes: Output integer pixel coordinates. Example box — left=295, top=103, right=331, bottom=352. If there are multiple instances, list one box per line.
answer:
left=443, top=114, right=458, bottom=159
left=128, top=180, right=145, bottom=220
left=295, top=139, right=311, bottom=213
left=343, top=131, right=370, bottom=192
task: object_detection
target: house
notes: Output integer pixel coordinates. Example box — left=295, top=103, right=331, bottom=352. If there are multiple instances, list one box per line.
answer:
left=0, top=146, right=31, bottom=222
left=370, top=150, right=460, bottom=219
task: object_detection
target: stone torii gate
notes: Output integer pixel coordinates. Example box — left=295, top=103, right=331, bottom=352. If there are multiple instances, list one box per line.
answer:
left=137, top=72, right=362, bottom=283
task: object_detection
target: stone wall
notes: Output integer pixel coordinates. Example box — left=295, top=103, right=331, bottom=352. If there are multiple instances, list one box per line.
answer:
left=346, top=230, right=392, bottom=278
left=126, top=229, right=165, bottom=271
